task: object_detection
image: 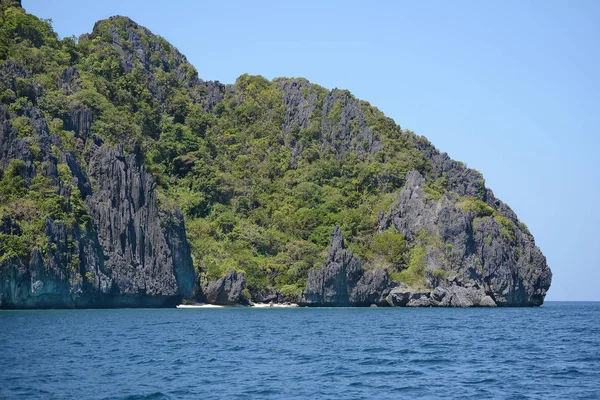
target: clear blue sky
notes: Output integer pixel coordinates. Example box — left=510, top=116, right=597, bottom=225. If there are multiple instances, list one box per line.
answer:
left=24, top=0, right=600, bottom=301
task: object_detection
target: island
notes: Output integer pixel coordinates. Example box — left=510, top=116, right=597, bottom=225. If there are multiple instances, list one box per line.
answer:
left=0, top=0, right=551, bottom=309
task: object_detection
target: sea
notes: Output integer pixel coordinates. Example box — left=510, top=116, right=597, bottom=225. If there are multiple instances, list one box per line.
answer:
left=1, top=302, right=599, bottom=399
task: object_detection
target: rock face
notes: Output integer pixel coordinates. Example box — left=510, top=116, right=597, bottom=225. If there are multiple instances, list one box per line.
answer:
left=83, top=144, right=196, bottom=302
left=303, top=227, right=390, bottom=306
left=378, top=170, right=552, bottom=306
left=0, top=104, right=196, bottom=308
left=386, top=285, right=496, bottom=307
left=280, top=80, right=382, bottom=167
left=303, top=172, right=551, bottom=308
left=202, top=270, right=246, bottom=305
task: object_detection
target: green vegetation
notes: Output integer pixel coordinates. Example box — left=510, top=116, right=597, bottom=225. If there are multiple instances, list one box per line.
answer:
left=278, top=284, right=302, bottom=301
left=456, top=197, right=494, bottom=217
left=494, top=214, right=516, bottom=242
left=396, top=246, right=426, bottom=286
left=423, top=175, right=448, bottom=200
left=518, top=221, right=531, bottom=236
left=432, top=269, right=448, bottom=280
left=387, top=228, right=442, bottom=286
left=371, top=227, right=407, bottom=269
left=0, top=158, right=87, bottom=263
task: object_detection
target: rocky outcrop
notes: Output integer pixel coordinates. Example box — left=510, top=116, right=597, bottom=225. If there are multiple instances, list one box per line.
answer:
left=84, top=143, right=196, bottom=301
left=280, top=80, right=382, bottom=167
left=412, top=138, right=486, bottom=199
left=1, top=217, right=101, bottom=308
left=56, top=67, right=81, bottom=95
left=248, top=287, right=279, bottom=304
left=0, top=104, right=35, bottom=174
left=0, top=102, right=197, bottom=308
left=303, top=227, right=390, bottom=306
left=379, top=170, right=551, bottom=306
left=386, top=285, right=496, bottom=307
left=303, top=172, right=551, bottom=308
left=86, top=15, right=204, bottom=105
left=280, top=79, right=319, bottom=133
left=202, top=270, right=246, bottom=305
left=319, top=89, right=382, bottom=158
left=200, top=81, right=230, bottom=112
left=63, top=104, right=93, bottom=138
left=0, top=216, right=20, bottom=235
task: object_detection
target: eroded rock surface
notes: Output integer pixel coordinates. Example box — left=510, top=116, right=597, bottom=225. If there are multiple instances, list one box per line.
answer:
left=202, top=270, right=246, bottom=305
left=0, top=104, right=196, bottom=308
left=378, top=170, right=551, bottom=306
left=303, top=227, right=390, bottom=306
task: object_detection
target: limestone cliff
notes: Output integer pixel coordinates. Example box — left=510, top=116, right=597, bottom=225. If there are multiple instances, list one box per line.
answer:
left=0, top=2, right=551, bottom=308
left=303, top=227, right=390, bottom=306
left=0, top=103, right=196, bottom=308
left=304, top=172, right=551, bottom=307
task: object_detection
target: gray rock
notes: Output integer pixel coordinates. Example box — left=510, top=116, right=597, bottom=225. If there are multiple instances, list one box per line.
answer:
left=303, top=227, right=390, bottom=306
left=479, top=295, right=497, bottom=307
left=319, top=89, right=382, bottom=158
left=248, top=287, right=278, bottom=303
left=434, top=286, right=496, bottom=307
left=200, top=80, right=228, bottom=112
left=84, top=144, right=195, bottom=300
left=379, top=170, right=551, bottom=306
left=203, top=270, right=246, bottom=305
left=414, top=142, right=486, bottom=199
left=0, top=216, right=20, bottom=235
left=279, top=80, right=382, bottom=166
left=63, top=104, right=93, bottom=138
left=386, top=284, right=496, bottom=307
left=56, top=67, right=81, bottom=95
left=385, top=287, right=412, bottom=306
left=0, top=104, right=35, bottom=177
left=280, top=79, right=318, bottom=134
left=0, top=60, right=32, bottom=92
left=0, top=108, right=196, bottom=307
left=386, top=286, right=432, bottom=307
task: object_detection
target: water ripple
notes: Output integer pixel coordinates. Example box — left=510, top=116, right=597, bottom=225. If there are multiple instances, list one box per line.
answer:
left=1, top=303, right=600, bottom=399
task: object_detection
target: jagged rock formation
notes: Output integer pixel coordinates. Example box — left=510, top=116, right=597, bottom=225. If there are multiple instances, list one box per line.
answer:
left=386, top=285, right=496, bottom=307
left=303, top=166, right=552, bottom=308
left=84, top=143, right=196, bottom=302
left=0, top=105, right=196, bottom=308
left=280, top=79, right=382, bottom=167
left=304, top=215, right=549, bottom=307
left=378, top=170, right=551, bottom=306
left=0, top=2, right=551, bottom=308
left=202, top=270, right=246, bottom=305
left=303, top=227, right=390, bottom=306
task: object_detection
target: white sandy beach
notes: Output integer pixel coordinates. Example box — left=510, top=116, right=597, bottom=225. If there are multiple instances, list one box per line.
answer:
left=176, top=303, right=299, bottom=309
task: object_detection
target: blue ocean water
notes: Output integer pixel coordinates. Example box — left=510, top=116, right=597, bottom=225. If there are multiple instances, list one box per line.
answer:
left=1, top=302, right=599, bottom=399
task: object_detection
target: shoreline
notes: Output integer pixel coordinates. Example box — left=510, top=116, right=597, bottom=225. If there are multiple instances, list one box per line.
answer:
left=176, top=303, right=300, bottom=309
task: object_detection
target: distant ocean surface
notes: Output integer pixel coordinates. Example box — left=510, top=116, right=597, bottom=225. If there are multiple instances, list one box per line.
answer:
left=1, top=302, right=599, bottom=399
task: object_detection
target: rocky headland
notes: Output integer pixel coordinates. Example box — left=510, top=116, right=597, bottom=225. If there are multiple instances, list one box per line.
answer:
left=0, top=0, right=551, bottom=308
